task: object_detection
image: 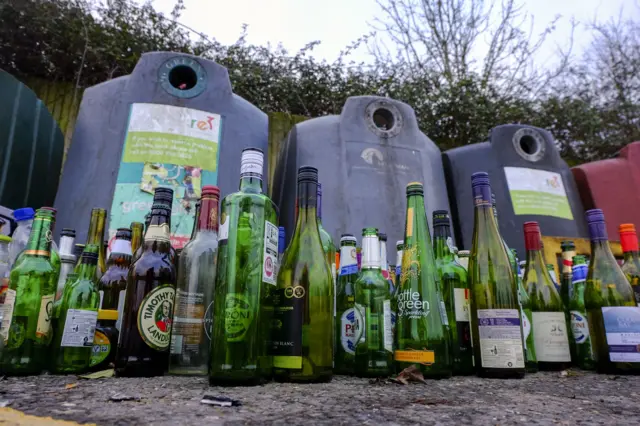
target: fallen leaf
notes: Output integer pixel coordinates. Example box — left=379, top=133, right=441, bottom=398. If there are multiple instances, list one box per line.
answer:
left=79, top=369, right=114, bottom=379
left=64, top=383, right=78, bottom=389
left=391, top=365, right=427, bottom=385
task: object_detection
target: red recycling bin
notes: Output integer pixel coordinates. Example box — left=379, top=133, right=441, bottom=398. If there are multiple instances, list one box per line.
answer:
left=572, top=142, right=640, bottom=239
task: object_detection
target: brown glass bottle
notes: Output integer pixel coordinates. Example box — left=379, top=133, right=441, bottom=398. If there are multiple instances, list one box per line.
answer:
left=99, top=228, right=132, bottom=334
left=115, top=189, right=176, bottom=377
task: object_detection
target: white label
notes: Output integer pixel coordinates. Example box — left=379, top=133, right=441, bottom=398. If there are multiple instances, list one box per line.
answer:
left=36, top=294, right=54, bottom=338
left=98, top=290, right=104, bottom=310
left=383, top=299, right=393, bottom=352
left=239, top=150, right=264, bottom=178
left=438, top=296, right=449, bottom=326
left=602, top=306, right=640, bottom=362
left=570, top=310, right=590, bottom=344
left=340, top=307, right=363, bottom=355
left=396, top=289, right=430, bottom=319
left=262, top=221, right=278, bottom=285
left=477, top=309, right=525, bottom=369
left=61, top=309, right=98, bottom=348
left=111, top=239, right=132, bottom=256
left=218, top=215, right=230, bottom=241
left=170, top=334, right=183, bottom=355
left=116, top=289, right=126, bottom=332
left=521, top=308, right=531, bottom=350
left=454, top=288, right=469, bottom=322
left=0, top=289, right=16, bottom=342
left=532, top=311, right=571, bottom=362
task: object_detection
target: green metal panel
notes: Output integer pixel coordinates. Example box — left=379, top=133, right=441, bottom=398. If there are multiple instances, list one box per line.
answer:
left=0, top=69, right=64, bottom=209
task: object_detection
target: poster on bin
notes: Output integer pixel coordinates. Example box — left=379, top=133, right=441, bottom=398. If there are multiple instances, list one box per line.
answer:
left=108, top=103, right=222, bottom=250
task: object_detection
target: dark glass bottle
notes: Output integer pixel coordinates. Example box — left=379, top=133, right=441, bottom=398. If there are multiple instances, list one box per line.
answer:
left=99, top=228, right=132, bottom=333
left=334, top=234, right=359, bottom=375
left=115, top=188, right=176, bottom=377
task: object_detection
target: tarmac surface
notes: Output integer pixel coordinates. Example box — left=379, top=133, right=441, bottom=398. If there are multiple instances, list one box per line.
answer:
left=1, top=370, right=639, bottom=425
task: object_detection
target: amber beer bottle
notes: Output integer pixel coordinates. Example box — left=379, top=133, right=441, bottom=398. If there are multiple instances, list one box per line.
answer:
left=115, top=188, right=177, bottom=377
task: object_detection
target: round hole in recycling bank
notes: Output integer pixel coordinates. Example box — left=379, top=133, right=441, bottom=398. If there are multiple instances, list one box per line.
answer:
left=168, top=65, right=198, bottom=91
left=519, top=134, right=540, bottom=155
left=372, top=108, right=395, bottom=132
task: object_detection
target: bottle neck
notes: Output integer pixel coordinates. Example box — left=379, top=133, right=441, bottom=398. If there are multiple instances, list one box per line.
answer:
left=293, top=180, right=319, bottom=237
left=472, top=184, right=501, bottom=248
left=525, top=248, right=548, bottom=278
left=194, top=196, right=219, bottom=235
left=317, top=189, right=323, bottom=223
left=379, top=243, right=388, bottom=268
left=404, top=193, right=427, bottom=248
left=144, top=210, right=172, bottom=253
left=87, top=211, right=106, bottom=246
left=362, top=235, right=380, bottom=269
left=59, top=235, right=75, bottom=256
left=624, top=250, right=640, bottom=263
left=339, top=244, right=357, bottom=268
left=621, top=231, right=639, bottom=257
left=131, top=226, right=143, bottom=253
left=562, top=249, right=576, bottom=274
left=433, top=225, right=453, bottom=261
left=109, top=238, right=132, bottom=257
left=77, top=258, right=98, bottom=281
left=239, top=176, right=263, bottom=194
left=24, top=216, right=54, bottom=258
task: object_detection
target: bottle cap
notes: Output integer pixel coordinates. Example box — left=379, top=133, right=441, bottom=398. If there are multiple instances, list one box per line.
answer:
left=153, top=187, right=174, bottom=204
left=115, top=228, right=133, bottom=241
left=471, top=172, right=490, bottom=187
left=61, top=228, right=76, bottom=238
left=458, top=250, right=470, bottom=257
left=619, top=223, right=636, bottom=235
left=362, top=227, right=378, bottom=236
left=378, top=232, right=387, bottom=242
left=396, top=240, right=404, bottom=248
left=81, top=251, right=99, bottom=261
left=73, top=244, right=85, bottom=258
left=297, top=166, right=318, bottom=183
left=40, top=207, right=57, bottom=215
left=406, top=182, right=423, bottom=195
left=35, top=208, right=56, bottom=219
left=97, top=309, right=118, bottom=321
left=585, top=209, right=605, bottom=223
left=340, top=234, right=357, bottom=243
left=130, top=222, right=144, bottom=230
left=201, top=185, right=220, bottom=198
left=560, top=240, right=575, bottom=250
left=432, top=210, right=450, bottom=226
left=619, top=223, right=639, bottom=252
left=523, top=221, right=542, bottom=250
left=585, top=209, right=608, bottom=241
left=241, top=147, right=263, bottom=154
left=13, top=208, right=35, bottom=221
left=572, top=255, right=587, bottom=264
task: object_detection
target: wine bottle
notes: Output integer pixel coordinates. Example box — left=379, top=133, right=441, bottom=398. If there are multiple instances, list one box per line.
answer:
left=522, top=222, right=571, bottom=371
left=568, top=255, right=595, bottom=370
left=512, top=248, right=536, bottom=373
left=272, top=166, right=333, bottom=383
left=584, top=209, right=640, bottom=374
left=469, top=173, right=525, bottom=378
left=395, top=182, right=452, bottom=378
left=619, top=224, right=640, bottom=305
left=334, top=234, right=359, bottom=375
left=317, top=183, right=337, bottom=297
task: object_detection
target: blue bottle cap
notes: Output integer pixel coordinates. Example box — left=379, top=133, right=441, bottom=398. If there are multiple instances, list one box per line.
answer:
left=585, top=209, right=607, bottom=241
left=585, top=209, right=605, bottom=223
left=13, top=208, right=35, bottom=222
left=471, top=172, right=490, bottom=187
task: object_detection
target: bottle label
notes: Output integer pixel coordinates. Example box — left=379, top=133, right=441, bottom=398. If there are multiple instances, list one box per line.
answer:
left=397, top=289, right=430, bottom=319
left=61, top=309, right=99, bottom=347
left=218, top=214, right=230, bottom=241
left=602, top=306, right=640, bottom=363
left=531, top=311, right=571, bottom=362
left=395, top=265, right=401, bottom=277
left=111, top=239, right=132, bottom=256
left=394, top=350, right=435, bottom=364
left=262, top=221, right=278, bottom=285
left=90, top=330, right=111, bottom=367
left=224, top=293, right=254, bottom=342
left=240, top=149, right=264, bottom=179
left=570, top=310, right=590, bottom=344
left=340, top=264, right=358, bottom=276
left=405, top=208, right=414, bottom=237
left=170, top=289, right=205, bottom=354
left=145, top=224, right=170, bottom=243
left=137, top=284, right=176, bottom=350
left=0, top=289, right=16, bottom=343
left=340, top=307, right=363, bottom=355
left=271, top=286, right=304, bottom=369
left=35, top=294, right=54, bottom=339
left=521, top=308, right=531, bottom=350
left=383, top=300, right=393, bottom=352
left=454, top=288, right=470, bottom=322
left=477, top=309, right=525, bottom=369
left=116, top=289, right=126, bottom=332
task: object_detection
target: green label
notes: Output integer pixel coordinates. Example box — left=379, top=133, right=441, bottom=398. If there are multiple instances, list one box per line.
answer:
left=504, top=167, right=573, bottom=220
left=137, top=284, right=175, bottom=350
left=224, top=293, right=253, bottom=342
left=90, top=330, right=111, bottom=367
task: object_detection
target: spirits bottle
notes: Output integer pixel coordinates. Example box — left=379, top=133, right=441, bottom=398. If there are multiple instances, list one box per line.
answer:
left=210, top=149, right=278, bottom=385
left=395, top=182, right=452, bottom=378
left=619, top=224, right=640, bottom=305
left=470, top=174, right=525, bottom=378
left=432, top=210, right=473, bottom=375
left=272, top=166, right=333, bottom=383
left=0, top=208, right=57, bottom=375
left=584, top=209, right=640, bottom=374
left=115, top=189, right=176, bottom=377
left=98, top=228, right=132, bottom=333
left=334, top=234, right=359, bottom=375
left=522, top=222, right=571, bottom=371
left=568, top=255, right=594, bottom=370
left=171, top=186, right=219, bottom=376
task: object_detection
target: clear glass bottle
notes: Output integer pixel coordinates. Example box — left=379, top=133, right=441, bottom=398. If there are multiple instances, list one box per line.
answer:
left=7, top=208, right=34, bottom=268
left=334, top=234, right=359, bottom=375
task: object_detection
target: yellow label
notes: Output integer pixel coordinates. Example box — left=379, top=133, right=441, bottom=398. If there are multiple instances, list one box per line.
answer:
left=144, top=224, right=170, bottom=243
left=406, top=208, right=414, bottom=237
left=273, top=355, right=302, bottom=369
left=394, top=349, right=435, bottom=364
left=36, top=294, right=54, bottom=338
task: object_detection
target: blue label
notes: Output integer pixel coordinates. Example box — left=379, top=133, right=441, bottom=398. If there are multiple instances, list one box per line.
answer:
left=472, top=184, right=492, bottom=206
left=339, top=264, right=358, bottom=276
left=602, top=306, right=640, bottom=363
left=395, top=265, right=401, bottom=277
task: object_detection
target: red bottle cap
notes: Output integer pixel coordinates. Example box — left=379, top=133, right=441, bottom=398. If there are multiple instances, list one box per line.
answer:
left=619, top=223, right=639, bottom=253
left=523, top=221, right=542, bottom=251
left=201, top=185, right=220, bottom=198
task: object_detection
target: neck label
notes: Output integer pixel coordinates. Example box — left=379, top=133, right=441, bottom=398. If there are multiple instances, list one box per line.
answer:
left=111, top=239, right=132, bottom=256
left=339, top=246, right=358, bottom=275
left=145, top=224, right=170, bottom=243
left=240, top=150, right=263, bottom=179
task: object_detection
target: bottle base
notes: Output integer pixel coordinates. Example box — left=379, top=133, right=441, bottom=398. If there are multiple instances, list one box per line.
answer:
left=476, top=368, right=525, bottom=379
left=273, top=370, right=333, bottom=384
left=209, top=375, right=267, bottom=387
left=537, top=362, right=571, bottom=371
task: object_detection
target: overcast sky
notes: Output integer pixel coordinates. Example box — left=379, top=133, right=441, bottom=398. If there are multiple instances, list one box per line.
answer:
left=154, top=0, right=635, bottom=65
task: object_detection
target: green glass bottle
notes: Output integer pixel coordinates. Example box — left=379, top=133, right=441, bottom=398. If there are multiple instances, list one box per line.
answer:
left=272, top=166, right=333, bottom=383
left=210, top=149, right=278, bottom=385
left=51, top=249, right=100, bottom=373
left=354, top=228, right=393, bottom=377
left=395, top=182, right=452, bottom=378
left=98, top=228, right=132, bottom=334
left=560, top=241, right=576, bottom=309
left=395, top=241, right=404, bottom=287
left=547, top=264, right=560, bottom=293
left=584, top=209, right=640, bottom=374
left=317, top=183, right=337, bottom=308
left=334, top=234, right=360, bottom=375
left=470, top=174, right=525, bottom=378
left=511, top=249, right=536, bottom=373
left=522, top=222, right=571, bottom=371
left=619, top=224, right=640, bottom=305
left=0, top=208, right=57, bottom=375
left=171, top=186, right=219, bottom=376
left=432, top=210, right=473, bottom=375
left=568, top=255, right=595, bottom=370
left=77, top=208, right=107, bottom=279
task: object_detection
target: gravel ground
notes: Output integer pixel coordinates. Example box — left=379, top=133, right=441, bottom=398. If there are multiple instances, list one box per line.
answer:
left=0, top=371, right=639, bottom=425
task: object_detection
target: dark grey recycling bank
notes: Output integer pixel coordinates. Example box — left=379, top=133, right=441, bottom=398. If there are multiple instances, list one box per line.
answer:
left=54, top=52, right=267, bottom=246
left=442, top=124, right=588, bottom=258
left=272, top=96, right=451, bottom=254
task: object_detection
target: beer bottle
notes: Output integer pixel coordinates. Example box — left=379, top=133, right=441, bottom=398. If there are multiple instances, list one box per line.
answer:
left=99, top=228, right=132, bottom=333
left=522, top=222, right=571, bottom=371
left=51, top=249, right=100, bottom=373
left=334, top=234, right=359, bottom=375
left=432, top=210, right=473, bottom=375
left=569, top=255, right=595, bottom=370
left=171, top=186, right=219, bottom=376
left=210, top=149, right=278, bottom=385
left=470, top=173, right=525, bottom=378
left=395, top=240, right=404, bottom=287
left=115, top=188, right=176, bottom=377
left=272, top=166, right=333, bottom=383
left=395, top=182, right=452, bottom=378
left=354, top=228, right=393, bottom=377
left=0, top=208, right=57, bottom=375
left=55, top=228, right=77, bottom=302
left=584, top=209, right=640, bottom=374
left=78, top=208, right=107, bottom=278
left=619, top=224, right=640, bottom=305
